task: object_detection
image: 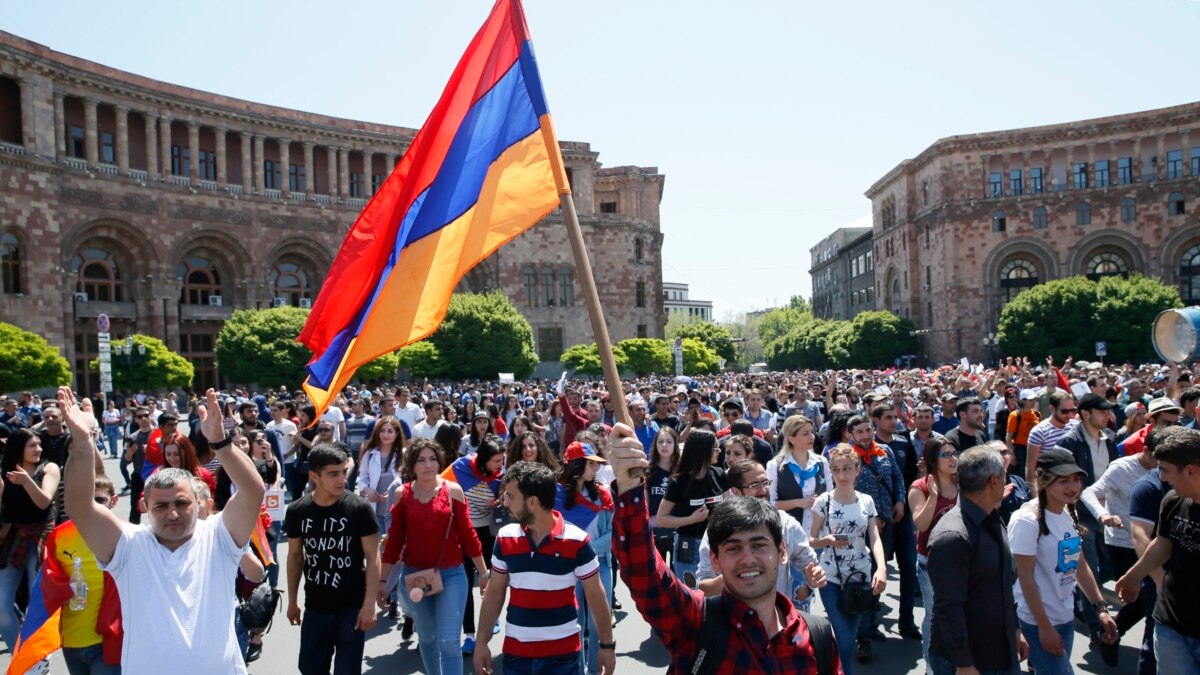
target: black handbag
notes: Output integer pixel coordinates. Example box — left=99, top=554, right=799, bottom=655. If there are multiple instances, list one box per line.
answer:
left=238, top=583, right=282, bottom=634
left=489, top=504, right=512, bottom=536
left=825, top=496, right=875, bottom=615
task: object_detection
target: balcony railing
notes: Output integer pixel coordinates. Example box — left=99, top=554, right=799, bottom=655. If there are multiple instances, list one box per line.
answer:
left=96, top=163, right=118, bottom=175
left=62, top=156, right=87, bottom=170
left=348, top=197, right=366, bottom=208
left=198, top=180, right=219, bottom=191
left=312, top=194, right=331, bottom=205
left=225, top=184, right=243, bottom=195
left=264, top=188, right=282, bottom=199
left=169, top=175, right=190, bottom=186
left=287, top=192, right=307, bottom=202
left=128, top=168, right=149, bottom=181
left=0, top=141, right=25, bottom=156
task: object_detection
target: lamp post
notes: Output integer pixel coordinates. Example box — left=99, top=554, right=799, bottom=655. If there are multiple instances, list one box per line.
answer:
left=114, top=337, right=145, bottom=393
left=982, top=332, right=999, bottom=367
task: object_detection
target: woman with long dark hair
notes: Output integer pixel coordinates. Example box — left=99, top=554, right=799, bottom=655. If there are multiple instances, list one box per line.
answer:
left=0, top=428, right=60, bottom=652
left=654, top=428, right=728, bottom=586
left=505, top=431, right=559, bottom=472
left=907, top=436, right=959, bottom=668
left=463, top=413, right=492, bottom=456
left=647, top=426, right=680, bottom=563
left=822, top=410, right=854, bottom=455
left=360, top=416, right=406, bottom=532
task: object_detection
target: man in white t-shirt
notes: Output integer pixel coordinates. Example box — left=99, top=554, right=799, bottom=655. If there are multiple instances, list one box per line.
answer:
left=267, top=402, right=299, bottom=464
left=320, top=402, right=347, bottom=442
left=60, top=387, right=265, bottom=675
left=391, top=387, right=424, bottom=430
left=410, top=399, right=446, bottom=439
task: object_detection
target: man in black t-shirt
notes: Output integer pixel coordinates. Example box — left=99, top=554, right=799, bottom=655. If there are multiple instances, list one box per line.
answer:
left=285, top=443, right=380, bottom=675
left=1116, top=428, right=1200, bottom=671
left=943, top=397, right=989, bottom=452
left=125, top=408, right=154, bottom=524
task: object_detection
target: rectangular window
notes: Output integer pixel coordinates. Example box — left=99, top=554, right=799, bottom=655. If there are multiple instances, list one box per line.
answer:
left=989, top=172, right=1002, bottom=197
left=372, top=174, right=383, bottom=194
left=536, top=327, right=564, bottom=362
left=1030, top=168, right=1044, bottom=194
left=637, top=324, right=647, bottom=339
left=171, top=145, right=190, bottom=177
left=349, top=172, right=363, bottom=198
left=263, top=160, right=279, bottom=189
left=1009, top=169, right=1023, bottom=196
left=636, top=281, right=646, bottom=308
left=1094, top=160, right=1109, bottom=188
left=1072, top=162, right=1089, bottom=190
left=1191, top=147, right=1200, bottom=177
left=198, top=150, right=217, bottom=181
left=100, top=132, right=115, bottom=164
left=600, top=201, right=618, bottom=214
left=1166, top=150, right=1182, bottom=179
left=68, top=125, right=85, bottom=158
left=1117, top=157, right=1133, bottom=185
left=289, top=164, right=305, bottom=192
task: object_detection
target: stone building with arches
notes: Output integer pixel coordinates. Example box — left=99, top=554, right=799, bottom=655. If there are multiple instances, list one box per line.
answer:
left=865, top=101, right=1200, bottom=363
left=0, top=30, right=665, bottom=394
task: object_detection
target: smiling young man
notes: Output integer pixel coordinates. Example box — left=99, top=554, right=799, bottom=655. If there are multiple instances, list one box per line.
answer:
left=607, top=424, right=839, bottom=674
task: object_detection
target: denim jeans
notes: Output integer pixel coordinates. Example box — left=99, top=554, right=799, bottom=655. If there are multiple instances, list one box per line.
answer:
left=1018, top=618, right=1075, bottom=675
left=819, top=582, right=865, bottom=675
left=502, top=652, right=583, bottom=675
left=916, top=553, right=934, bottom=673
left=266, top=521, right=281, bottom=589
left=400, top=564, right=468, bottom=675
left=103, top=425, right=122, bottom=458
left=1139, top=579, right=1158, bottom=675
left=672, top=534, right=702, bottom=586
left=297, top=607, right=366, bottom=675
left=0, top=552, right=39, bottom=651
left=894, top=511, right=917, bottom=626
left=1154, top=623, right=1200, bottom=675
left=575, top=552, right=613, bottom=675
left=234, top=607, right=250, bottom=663
left=63, top=643, right=122, bottom=675
left=928, top=653, right=1021, bottom=675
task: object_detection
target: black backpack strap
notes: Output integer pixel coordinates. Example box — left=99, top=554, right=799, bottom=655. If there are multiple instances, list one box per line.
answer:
left=797, top=609, right=836, bottom=675
left=691, top=594, right=729, bottom=675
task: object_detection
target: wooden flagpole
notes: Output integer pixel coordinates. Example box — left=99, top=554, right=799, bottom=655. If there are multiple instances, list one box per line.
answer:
left=559, top=192, right=632, bottom=429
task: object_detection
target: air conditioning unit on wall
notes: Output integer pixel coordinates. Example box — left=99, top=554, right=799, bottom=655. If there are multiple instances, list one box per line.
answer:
left=272, top=298, right=288, bottom=308
left=208, top=295, right=223, bottom=307
left=73, top=292, right=88, bottom=302
left=298, top=298, right=312, bottom=309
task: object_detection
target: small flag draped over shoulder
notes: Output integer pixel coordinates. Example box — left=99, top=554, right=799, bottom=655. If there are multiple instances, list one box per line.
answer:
left=299, top=0, right=567, bottom=418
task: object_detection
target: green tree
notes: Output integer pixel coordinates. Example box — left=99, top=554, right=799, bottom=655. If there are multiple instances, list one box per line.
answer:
left=216, top=307, right=313, bottom=387
left=615, top=338, right=671, bottom=377
left=356, top=352, right=399, bottom=382
left=0, top=322, right=72, bottom=392
left=668, top=320, right=736, bottom=363
left=765, top=319, right=841, bottom=371
left=395, top=342, right=442, bottom=379
left=756, top=306, right=811, bottom=346
left=428, top=292, right=538, bottom=380
left=787, top=295, right=810, bottom=313
left=841, top=311, right=920, bottom=368
left=997, top=275, right=1181, bottom=363
left=561, top=342, right=628, bottom=377
left=680, top=337, right=720, bottom=375
left=93, top=334, right=193, bottom=391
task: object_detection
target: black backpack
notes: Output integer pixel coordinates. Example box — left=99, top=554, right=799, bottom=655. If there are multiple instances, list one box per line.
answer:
left=691, top=594, right=836, bottom=675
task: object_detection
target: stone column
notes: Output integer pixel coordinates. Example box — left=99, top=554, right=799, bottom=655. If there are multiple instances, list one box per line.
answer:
left=326, top=145, right=338, bottom=198
left=1184, top=131, right=1192, bottom=177
left=115, top=105, right=129, bottom=174
left=240, top=131, right=252, bottom=192
left=1065, top=146, right=1074, bottom=189
left=1133, top=138, right=1142, bottom=180
left=362, top=150, right=374, bottom=197
left=338, top=146, right=350, bottom=201
left=1001, top=154, right=1010, bottom=196
left=17, top=80, right=34, bottom=151
left=388, top=153, right=397, bottom=172
left=187, top=122, right=200, bottom=183
left=83, top=98, right=99, bottom=167
left=1156, top=135, right=1166, bottom=179
left=159, top=116, right=173, bottom=179
left=278, top=138, right=291, bottom=195
left=303, top=141, right=315, bottom=195
left=253, top=134, right=265, bottom=193
left=145, top=114, right=159, bottom=179
left=215, top=128, right=227, bottom=184
left=1021, top=152, right=1031, bottom=193
left=1087, top=144, right=1096, bottom=185
left=980, top=153, right=990, bottom=196
left=53, top=93, right=65, bottom=161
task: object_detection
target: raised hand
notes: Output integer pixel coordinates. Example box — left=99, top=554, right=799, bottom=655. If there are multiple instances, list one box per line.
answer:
left=607, top=423, right=649, bottom=494
left=196, top=389, right=226, bottom=443
left=57, top=387, right=97, bottom=440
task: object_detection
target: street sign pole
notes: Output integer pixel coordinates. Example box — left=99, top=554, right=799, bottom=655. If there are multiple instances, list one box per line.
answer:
left=97, top=314, right=113, bottom=394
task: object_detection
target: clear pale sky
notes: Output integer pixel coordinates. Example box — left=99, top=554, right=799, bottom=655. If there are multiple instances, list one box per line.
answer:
left=5, top=0, right=1197, bottom=319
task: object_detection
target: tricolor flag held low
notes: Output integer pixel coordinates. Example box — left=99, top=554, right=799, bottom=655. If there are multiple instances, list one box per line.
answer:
left=300, top=0, right=567, bottom=416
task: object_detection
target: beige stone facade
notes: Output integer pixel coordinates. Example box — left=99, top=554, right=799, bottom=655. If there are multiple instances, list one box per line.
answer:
left=0, top=30, right=665, bottom=395
left=866, top=102, right=1200, bottom=364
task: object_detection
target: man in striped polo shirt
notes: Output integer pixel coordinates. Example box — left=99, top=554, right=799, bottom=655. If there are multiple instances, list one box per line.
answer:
left=473, top=461, right=614, bottom=675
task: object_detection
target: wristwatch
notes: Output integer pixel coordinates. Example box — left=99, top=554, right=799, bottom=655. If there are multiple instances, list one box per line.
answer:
left=1092, top=600, right=1110, bottom=614
left=598, top=641, right=616, bottom=650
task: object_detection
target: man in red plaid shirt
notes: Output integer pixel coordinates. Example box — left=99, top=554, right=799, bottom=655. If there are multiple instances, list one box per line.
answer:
left=607, top=424, right=842, bottom=674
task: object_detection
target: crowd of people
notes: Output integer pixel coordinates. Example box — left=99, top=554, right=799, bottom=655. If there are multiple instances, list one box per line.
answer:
left=0, top=354, right=1197, bottom=674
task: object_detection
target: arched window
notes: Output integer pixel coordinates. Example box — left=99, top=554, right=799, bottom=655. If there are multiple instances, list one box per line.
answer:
left=522, top=266, right=537, bottom=307
left=634, top=238, right=644, bottom=264
left=1076, top=202, right=1091, bottom=226
left=999, top=258, right=1038, bottom=306
left=992, top=210, right=1007, bottom=233
left=1, top=232, right=21, bottom=294
left=1032, top=206, right=1048, bottom=229
left=541, top=267, right=555, bottom=307
left=558, top=266, right=574, bottom=307
left=1169, top=192, right=1186, bottom=216
left=269, top=258, right=311, bottom=306
left=1181, top=244, right=1200, bottom=305
left=1120, top=197, right=1136, bottom=224
left=1086, top=251, right=1128, bottom=281
left=71, top=247, right=123, bottom=302
left=177, top=257, right=222, bottom=305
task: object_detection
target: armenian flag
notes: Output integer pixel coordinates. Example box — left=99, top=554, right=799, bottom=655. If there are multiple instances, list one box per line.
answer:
left=300, top=0, right=567, bottom=417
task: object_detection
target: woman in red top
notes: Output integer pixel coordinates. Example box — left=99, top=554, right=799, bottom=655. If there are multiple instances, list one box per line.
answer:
left=379, top=438, right=486, bottom=675
left=907, top=435, right=959, bottom=669
left=145, top=432, right=217, bottom=497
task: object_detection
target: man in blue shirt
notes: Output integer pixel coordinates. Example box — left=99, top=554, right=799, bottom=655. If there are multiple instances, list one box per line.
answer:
left=629, top=398, right=658, bottom=457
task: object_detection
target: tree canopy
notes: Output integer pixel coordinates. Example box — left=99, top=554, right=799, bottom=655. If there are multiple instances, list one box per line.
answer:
left=428, top=292, right=538, bottom=380
left=615, top=338, right=672, bottom=377
left=92, top=334, right=193, bottom=392
left=0, top=323, right=72, bottom=392
left=215, top=306, right=313, bottom=388
left=668, top=320, right=736, bottom=363
left=680, top=337, right=720, bottom=375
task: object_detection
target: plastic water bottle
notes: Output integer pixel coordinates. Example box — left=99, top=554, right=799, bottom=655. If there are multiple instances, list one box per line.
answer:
left=68, top=557, right=87, bottom=611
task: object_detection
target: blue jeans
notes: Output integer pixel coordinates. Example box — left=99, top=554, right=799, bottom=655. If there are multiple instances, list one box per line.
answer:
left=297, top=607, right=366, bottom=675
left=103, top=425, right=121, bottom=457
left=575, top=552, right=613, bottom=675
left=1019, top=619, right=1075, bottom=675
left=820, top=582, right=865, bottom=675
left=928, top=653, right=1020, bottom=675
left=266, top=521, right=281, bottom=589
left=672, top=534, right=701, bottom=586
left=502, top=652, right=583, bottom=675
left=916, top=553, right=934, bottom=673
left=234, top=607, right=250, bottom=663
left=63, top=643, right=122, bottom=675
left=894, top=511, right=917, bottom=626
left=400, top=564, right=468, bottom=675
left=1154, top=623, right=1200, bottom=675
left=0, top=553, right=39, bottom=651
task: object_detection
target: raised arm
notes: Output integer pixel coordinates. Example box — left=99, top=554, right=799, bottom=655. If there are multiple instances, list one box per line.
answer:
left=59, top=387, right=124, bottom=564
left=198, top=389, right=264, bottom=548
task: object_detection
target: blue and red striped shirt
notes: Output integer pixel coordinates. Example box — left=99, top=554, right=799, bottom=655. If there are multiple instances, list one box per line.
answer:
left=492, top=510, right=598, bottom=658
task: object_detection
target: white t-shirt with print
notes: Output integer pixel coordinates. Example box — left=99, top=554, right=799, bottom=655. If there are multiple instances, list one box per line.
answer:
left=101, top=514, right=247, bottom=674
left=1008, top=502, right=1083, bottom=626
left=813, top=491, right=877, bottom=585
